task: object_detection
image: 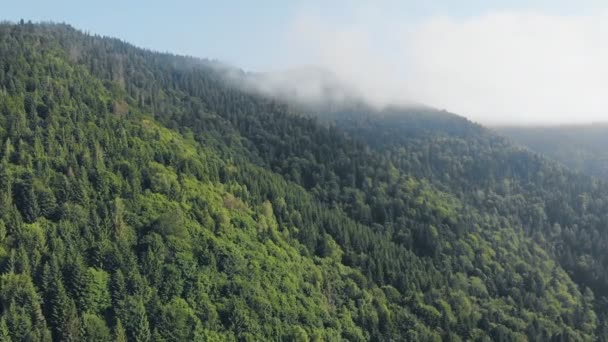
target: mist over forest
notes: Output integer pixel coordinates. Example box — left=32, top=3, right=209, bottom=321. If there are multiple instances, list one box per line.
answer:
left=0, top=4, right=607, bottom=340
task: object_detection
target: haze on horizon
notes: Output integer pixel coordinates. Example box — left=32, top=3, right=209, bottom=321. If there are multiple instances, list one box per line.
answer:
left=5, top=0, right=608, bottom=126
left=283, top=7, right=608, bottom=126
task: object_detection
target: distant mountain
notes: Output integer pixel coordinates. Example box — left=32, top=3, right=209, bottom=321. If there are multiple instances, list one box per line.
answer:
left=497, top=124, right=608, bottom=180
left=1, top=21, right=608, bottom=341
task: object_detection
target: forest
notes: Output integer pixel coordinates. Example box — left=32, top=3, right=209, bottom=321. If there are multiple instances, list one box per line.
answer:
left=0, top=21, right=607, bottom=341
left=498, top=125, right=608, bottom=181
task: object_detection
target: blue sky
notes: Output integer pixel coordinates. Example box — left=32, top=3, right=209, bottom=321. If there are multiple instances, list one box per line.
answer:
left=2, top=0, right=604, bottom=71
left=3, top=0, right=608, bottom=124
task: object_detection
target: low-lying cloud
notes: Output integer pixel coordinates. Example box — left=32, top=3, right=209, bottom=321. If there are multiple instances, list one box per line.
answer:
left=279, top=8, right=608, bottom=125
left=230, top=66, right=364, bottom=108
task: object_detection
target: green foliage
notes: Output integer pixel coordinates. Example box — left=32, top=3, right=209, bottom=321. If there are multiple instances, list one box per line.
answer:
left=499, top=125, right=608, bottom=181
left=82, top=313, right=112, bottom=342
left=0, top=21, right=604, bottom=341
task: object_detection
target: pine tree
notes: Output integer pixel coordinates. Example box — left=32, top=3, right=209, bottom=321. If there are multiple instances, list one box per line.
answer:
left=114, top=319, right=128, bottom=342
left=48, top=275, right=81, bottom=341
left=0, top=317, right=11, bottom=342
left=130, top=299, right=151, bottom=342
left=13, top=171, right=38, bottom=223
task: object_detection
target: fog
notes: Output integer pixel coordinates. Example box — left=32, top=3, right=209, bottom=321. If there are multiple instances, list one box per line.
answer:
left=246, top=8, right=608, bottom=125
left=226, top=66, right=366, bottom=108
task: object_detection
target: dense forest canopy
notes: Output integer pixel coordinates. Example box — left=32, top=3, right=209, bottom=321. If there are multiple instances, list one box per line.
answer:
left=498, top=125, right=608, bottom=181
left=0, top=21, right=607, bottom=341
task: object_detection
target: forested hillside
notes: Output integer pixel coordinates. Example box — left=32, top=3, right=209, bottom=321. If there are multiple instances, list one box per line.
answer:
left=498, top=125, right=608, bottom=181
left=0, top=21, right=607, bottom=341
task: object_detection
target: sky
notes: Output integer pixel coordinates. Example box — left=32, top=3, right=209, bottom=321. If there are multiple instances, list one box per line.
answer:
left=3, top=0, right=608, bottom=125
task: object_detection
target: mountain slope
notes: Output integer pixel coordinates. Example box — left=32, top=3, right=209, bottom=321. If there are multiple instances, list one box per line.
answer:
left=315, top=109, right=608, bottom=334
left=497, top=125, right=608, bottom=181
left=0, top=21, right=604, bottom=341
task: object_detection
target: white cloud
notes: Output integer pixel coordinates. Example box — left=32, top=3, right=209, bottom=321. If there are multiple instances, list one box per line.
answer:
left=285, top=9, right=608, bottom=125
